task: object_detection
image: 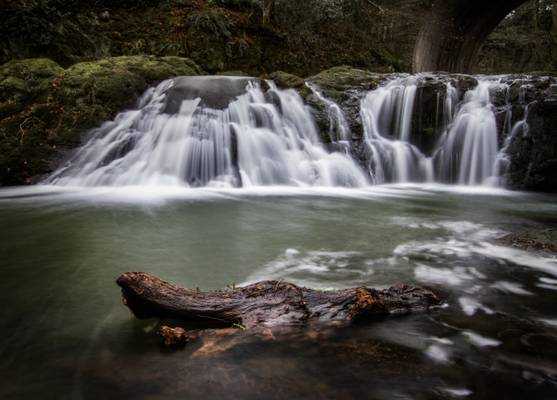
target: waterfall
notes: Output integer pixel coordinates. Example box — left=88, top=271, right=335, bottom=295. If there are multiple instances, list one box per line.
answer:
left=434, top=81, right=500, bottom=185
left=360, top=76, right=513, bottom=186
left=48, top=76, right=368, bottom=188
left=47, top=73, right=531, bottom=190
left=360, top=76, right=433, bottom=184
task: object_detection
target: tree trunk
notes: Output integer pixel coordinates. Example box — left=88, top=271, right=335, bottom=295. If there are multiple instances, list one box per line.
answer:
left=116, top=272, right=441, bottom=330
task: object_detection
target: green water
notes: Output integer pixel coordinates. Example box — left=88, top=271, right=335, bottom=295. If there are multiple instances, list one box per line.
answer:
left=1, top=185, right=556, bottom=399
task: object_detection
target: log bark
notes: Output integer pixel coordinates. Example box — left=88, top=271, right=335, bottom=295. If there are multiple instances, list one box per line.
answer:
left=116, top=272, right=441, bottom=330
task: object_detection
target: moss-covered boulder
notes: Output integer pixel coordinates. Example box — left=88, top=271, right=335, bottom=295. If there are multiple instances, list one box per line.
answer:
left=303, top=67, right=389, bottom=142
left=266, top=71, right=305, bottom=90
left=307, top=66, right=387, bottom=103
left=0, top=56, right=201, bottom=185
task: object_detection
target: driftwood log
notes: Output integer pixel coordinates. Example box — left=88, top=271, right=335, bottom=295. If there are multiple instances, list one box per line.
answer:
left=117, top=272, right=441, bottom=339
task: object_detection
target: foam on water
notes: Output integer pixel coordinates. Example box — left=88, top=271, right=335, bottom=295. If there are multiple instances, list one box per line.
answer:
left=241, top=249, right=369, bottom=289
left=458, top=297, right=495, bottom=316
left=538, top=319, right=557, bottom=327
left=462, top=331, right=502, bottom=347
left=414, top=265, right=478, bottom=286
left=426, top=344, right=451, bottom=364
left=491, top=281, right=533, bottom=296
left=440, top=388, right=473, bottom=397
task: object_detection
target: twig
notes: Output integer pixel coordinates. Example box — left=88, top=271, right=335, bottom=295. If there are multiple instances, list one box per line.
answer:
left=366, top=0, right=384, bottom=13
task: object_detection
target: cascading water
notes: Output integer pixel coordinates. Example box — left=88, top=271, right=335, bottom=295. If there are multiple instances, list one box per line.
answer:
left=359, top=75, right=519, bottom=186
left=434, top=81, right=501, bottom=185
left=48, top=76, right=367, bottom=188
left=360, top=76, right=433, bottom=184
left=47, top=73, right=533, bottom=189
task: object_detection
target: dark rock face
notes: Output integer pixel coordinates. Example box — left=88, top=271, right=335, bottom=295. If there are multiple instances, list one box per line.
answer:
left=505, top=78, right=557, bottom=191
left=164, top=76, right=255, bottom=112
left=411, top=74, right=478, bottom=156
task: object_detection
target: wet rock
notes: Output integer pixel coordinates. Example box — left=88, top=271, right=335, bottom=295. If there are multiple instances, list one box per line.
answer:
left=504, top=76, right=557, bottom=191
left=307, top=66, right=387, bottom=103
left=497, top=228, right=557, bottom=254
left=305, top=66, right=389, bottom=141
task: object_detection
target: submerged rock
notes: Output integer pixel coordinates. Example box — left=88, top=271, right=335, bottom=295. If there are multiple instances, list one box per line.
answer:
left=497, top=228, right=557, bottom=254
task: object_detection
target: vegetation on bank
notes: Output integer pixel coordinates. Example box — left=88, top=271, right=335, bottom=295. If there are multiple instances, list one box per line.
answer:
left=478, top=0, right=557, bottom=73
left=1, top=0, right=413, bottom=76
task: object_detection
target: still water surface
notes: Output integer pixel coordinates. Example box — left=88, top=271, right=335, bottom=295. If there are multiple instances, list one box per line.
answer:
left=1, top=184, right=556, bottom=399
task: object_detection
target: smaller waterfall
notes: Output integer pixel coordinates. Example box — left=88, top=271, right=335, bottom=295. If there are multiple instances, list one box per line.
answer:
left=360, top=76, right=432, bottom=184
left=48, top=76, right=368, bottom=188
left=434, top=81, right=500, bottom=185
left=360, top=75, right=518, bottom=186
left=492, top=103, right=531, bottom=187
left=364, top=77, right=418, bottom=143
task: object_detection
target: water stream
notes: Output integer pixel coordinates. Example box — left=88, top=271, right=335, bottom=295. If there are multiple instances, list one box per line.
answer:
left=2, top=74, right=556, bottom=399
left=0, top=186, right=556, bottom=399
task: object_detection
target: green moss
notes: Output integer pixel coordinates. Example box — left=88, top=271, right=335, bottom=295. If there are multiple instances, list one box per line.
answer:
left=307, top=66, right=386, bottom=103
left=267, top=71, right=305, bottom=89
left=0, top=77, right=28, bottom=97
left=0, top=56, right=201, bottom=185
left=0, top=58, right=64, bottom=80
left=218, top=70, right=251, bottom=77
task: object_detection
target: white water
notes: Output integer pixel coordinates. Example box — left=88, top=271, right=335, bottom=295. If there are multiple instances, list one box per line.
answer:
left=360, top=77, right=433, bottom=184
left=359, top=76, right=525, bottom=185
left=435, top=81, right=501, bottom=185
left=47, top=74, right=531, bottom=189
left=48, top=77, right=367, bottom=188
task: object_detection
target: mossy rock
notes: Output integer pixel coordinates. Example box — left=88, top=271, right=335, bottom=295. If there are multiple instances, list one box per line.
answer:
left=267, top=71, right=305, bottom=89
left=0, top=59, right=64, bottom=102
left=0, top=58, right=64, bottom=80
left=217, top=70, right=252, bottom=77
left=307, top=66, right=387, bottom=104
left=0, top=56, right=202, bottom=186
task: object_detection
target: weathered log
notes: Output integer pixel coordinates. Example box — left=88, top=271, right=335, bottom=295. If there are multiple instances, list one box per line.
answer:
left=117, top=272, right=441, bottom=331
